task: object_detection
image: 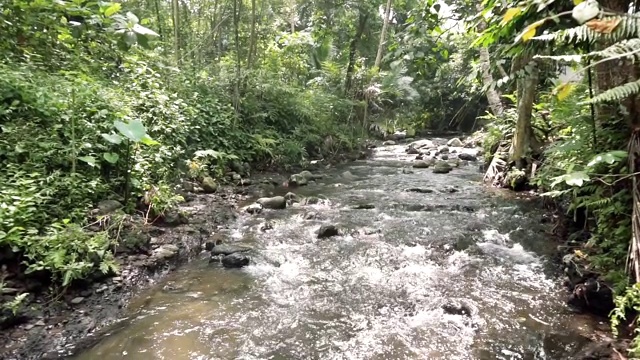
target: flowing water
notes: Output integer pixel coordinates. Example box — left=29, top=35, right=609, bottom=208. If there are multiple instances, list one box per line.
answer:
left=72, top=141, right=600, bottom=360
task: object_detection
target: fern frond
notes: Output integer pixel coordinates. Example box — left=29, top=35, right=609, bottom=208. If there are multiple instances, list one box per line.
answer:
left=582, top=78, right=640, bottom=104
left=592, top=38, right=640, bottom=61
left=539, top=16, right=640, bottom=44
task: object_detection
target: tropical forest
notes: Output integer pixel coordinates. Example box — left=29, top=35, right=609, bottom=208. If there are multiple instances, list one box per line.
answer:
left=2, top=0, right=640, bottom=358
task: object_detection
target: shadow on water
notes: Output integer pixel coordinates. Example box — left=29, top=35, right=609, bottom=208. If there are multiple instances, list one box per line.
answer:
left=71, top=141, right=601, bottom=360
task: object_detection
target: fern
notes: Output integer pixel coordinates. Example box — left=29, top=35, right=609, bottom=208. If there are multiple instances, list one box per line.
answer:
left=582, top=78, right=640, bottom=104
left=592, top=38, right=640, bottom=61
left=537, top=16, right=640, bottom=44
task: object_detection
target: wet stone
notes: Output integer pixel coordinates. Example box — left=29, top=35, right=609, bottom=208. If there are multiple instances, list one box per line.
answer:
left=221, top=253, right=250, bottom=268
left=317, top=224, right=340, bottom=239
left=70, top=297, right=85, bottom=305
left=211, top=244, right=252, bottom=256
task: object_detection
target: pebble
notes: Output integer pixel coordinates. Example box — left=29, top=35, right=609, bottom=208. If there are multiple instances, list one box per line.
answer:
left=70, top=297, right=85, bottom=305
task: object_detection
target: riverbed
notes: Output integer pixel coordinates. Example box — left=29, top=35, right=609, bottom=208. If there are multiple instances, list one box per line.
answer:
left=71, top=140, right=600, bottom=359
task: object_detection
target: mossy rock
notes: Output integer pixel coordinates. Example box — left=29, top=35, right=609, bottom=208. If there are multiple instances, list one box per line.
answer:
left=201, top=176, right=218, bottom=193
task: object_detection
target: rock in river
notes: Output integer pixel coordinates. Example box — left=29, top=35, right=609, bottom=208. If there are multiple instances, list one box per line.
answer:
left=406, top=146, right=420, bottom=155
left=211, top=244, right=252, bottom=256
left=257, top=196, right=287, bottom=209
left=433, top=162, right=452, bottom=174
left=201, top=176, right=218, bottom=193
left=222, top=253, right=250, bottom=268
left=413, top=161, right=431, bottom=169
left=447, top=138, right=463, bottom=147
left=318, top=224, right=340, bottom=238
left=458, top=153, right=478, bottom=161
left=245, top=203, right=263, bottom=214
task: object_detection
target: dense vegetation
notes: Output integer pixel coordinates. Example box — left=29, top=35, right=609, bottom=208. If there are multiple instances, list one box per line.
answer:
left=0, top=0, right=483, bottom=321
left=5, top=0, right=640, bottom=355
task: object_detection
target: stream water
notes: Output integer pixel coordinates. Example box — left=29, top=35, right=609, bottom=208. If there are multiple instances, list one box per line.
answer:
left=72, top=141, right=599, bottom=360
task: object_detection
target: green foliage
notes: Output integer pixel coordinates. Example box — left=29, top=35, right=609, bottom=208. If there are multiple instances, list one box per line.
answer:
left=612, top=283, right=640, bottom=355
left=0, top=0, right=371, bottom=308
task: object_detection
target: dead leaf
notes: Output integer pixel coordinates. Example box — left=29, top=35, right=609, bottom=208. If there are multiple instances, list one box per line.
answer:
left=585, top=18, right=622, bottom=34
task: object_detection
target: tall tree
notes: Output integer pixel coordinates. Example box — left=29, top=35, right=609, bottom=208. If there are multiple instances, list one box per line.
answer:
left=374, top=0, right=393, bottom=70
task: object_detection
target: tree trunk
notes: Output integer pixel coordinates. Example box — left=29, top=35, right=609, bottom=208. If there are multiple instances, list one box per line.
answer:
left=233, top=0, right=241, bottom=113
left=374, top=0, right=393, bottom=70
left=344, top=10, right=369, bottom=94
left=248, top=0, right=257, bottom=68
left=289, top=0, right=296, bottom=33
left=476, top=3, right=503, bottom=116
left=153, top=0, right=163, bottom=39
left=509, top=58, right=538, bottom=169
left=171, top=0, right=180, bottom=64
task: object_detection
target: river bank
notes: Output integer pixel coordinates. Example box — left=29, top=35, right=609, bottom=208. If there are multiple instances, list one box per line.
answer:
left=0, top=136, right=630, bottom=359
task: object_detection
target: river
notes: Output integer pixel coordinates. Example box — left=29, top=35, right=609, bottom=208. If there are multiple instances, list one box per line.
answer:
left=71, top=140, right=599, bottom=359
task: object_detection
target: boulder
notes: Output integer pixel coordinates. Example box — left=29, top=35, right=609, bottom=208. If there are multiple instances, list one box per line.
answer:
left=211, top=244, right=252, bottom=256
left=288, top=173, right=308, bottom=186
left=245, top=203, right=263, bottom=214
left=409, top=139, right=434, bottom=149
left=458, top=153, right=478, bottom=161
left=404, top=188, right=434, bottom=193
left=406, top=147, right=420, bottom=155
left=302, top=196, right=323, bottom=205
left=221, top=253, right=250, bottom=268
left=440, top=154, right=449, bottom=161
left=382, top=140, right=396, bottom=146
left=257, top=196, right=287, bottom=209
left=352, top=204, right=375, bottom=210
left=96, top=200, right=123, bottom=215
left=438, top=146, right=450, bottom=154
left=201, top=176, right=218, bottom=193
left=566, top=278, right=614, bottom=317
left=151, top=244, right=179, bottom=261
left=433, top=162, right=452, bottom=174
left=284, top=192, right=301, bottom=202
left=412, top=161, right=430, bottom=169
left=442, top=299, right=478, bottom=317
left=341, top=171, right=357, bottom=180
left=317, top=224, right=340, bottom=238
left=447, top=138, right=463, bottom=147
left=392, top=131, right=407, bottom=140
left=288, top=170, right=321, bottom=186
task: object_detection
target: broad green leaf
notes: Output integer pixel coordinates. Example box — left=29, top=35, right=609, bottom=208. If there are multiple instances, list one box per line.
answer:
left=78, top=156, right=97, bottom=167
left=140, top=135, right=160, bottom=146
left=564, top=171, right=590, bottom=187
left=126, top=11, right=139, bottom=25
left=123, top=31, right=137, bottom=46
left=114, top=120, right=147, bottom=142
left=104, top=3, right=121, bottom=17
left=502, top=8, right=522, bottom=25
left=573, top=0, right=584, bottom=4
left=103, top=152, right=120, bottom=163
left=587, top=151, right=628, bottom=167
left=132, top=23, right=159, bottom=37
left=101, top=133, right=123, bottom=144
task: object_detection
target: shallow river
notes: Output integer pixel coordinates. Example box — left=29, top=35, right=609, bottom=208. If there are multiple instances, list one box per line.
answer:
left=73, top=141, right=599, bottom=359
